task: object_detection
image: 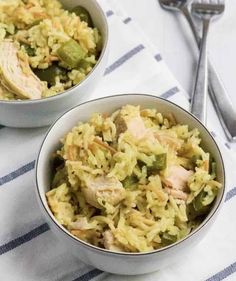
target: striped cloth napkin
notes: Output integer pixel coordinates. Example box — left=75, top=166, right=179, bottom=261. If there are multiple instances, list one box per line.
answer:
left=0, top=1, right=236, bottom=280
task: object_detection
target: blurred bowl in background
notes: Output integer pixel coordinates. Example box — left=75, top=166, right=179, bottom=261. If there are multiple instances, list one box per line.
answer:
left=0, top=0, right=109, bottom=128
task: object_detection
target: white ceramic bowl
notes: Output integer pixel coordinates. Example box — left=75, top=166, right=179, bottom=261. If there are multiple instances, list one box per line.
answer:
left=36, top=94, right=225, bottom=275
left=0, top=0, right=108, bottom=128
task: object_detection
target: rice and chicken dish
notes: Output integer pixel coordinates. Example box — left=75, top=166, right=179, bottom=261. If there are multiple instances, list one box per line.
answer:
left=0, top=0, right=102, bottom=100
left=46, top=105, right=221, bottom=253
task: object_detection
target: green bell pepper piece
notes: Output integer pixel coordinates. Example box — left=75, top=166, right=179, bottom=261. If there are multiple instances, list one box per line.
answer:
left=191, top=154, right=202, bottom=166
left=139, top=153, right=167, bottom=176
left=162, top=232, right=177, bottom=246
left=122, top=175, right=138, bottom=189
left=52, top=168, right=66, bottom=188
left=70, top=6, right=93, bottom=27
left=193, top=190, right=208, bottom=212
left=22, top=44, right=35, bottom=57
left=152, top=153, right=167, bottom=170
left=96, top=36, right=103, bottom=53
left=34, top=64, right=66, bottom=86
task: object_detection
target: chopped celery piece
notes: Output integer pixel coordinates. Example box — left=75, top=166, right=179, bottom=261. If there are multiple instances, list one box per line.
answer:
left=70, top=6, right=93, bottom=27
left=94, top=28, right=103, bottom=53
left=210, top=161, right=216, bottom=178
left=57, top=39, right=85, bottom=68
left=77, top=58, right=91, bottom=69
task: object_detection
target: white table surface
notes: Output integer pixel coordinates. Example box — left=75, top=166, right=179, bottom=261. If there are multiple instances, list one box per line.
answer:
left=120, top=0, right=236, bottom=150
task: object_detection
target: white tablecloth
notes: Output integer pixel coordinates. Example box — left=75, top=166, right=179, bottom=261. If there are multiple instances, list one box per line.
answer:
left=122, top=0, right=236, bottom=106
left=0, top=1, right=236, bottom=280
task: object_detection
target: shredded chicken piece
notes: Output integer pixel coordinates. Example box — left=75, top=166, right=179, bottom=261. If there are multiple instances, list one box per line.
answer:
left=83, top=176, right=125, bottom=209
left=48, top=55, right=59, bottom=62
left=0, top=40, right=43, bottom=99
left=126, top=116, right=148, bottom=139
left=115, top=113, right=155, bottom=141
left=69, top=217, right=91, bottom=230
left=103, top=230, right=124, bottom=252
left=155, top=133, right=183, bottom=150
left=163, top=165, right=193, bottom=191
left=165, top=187, right=188, bottom=201
left=71, top=229, right=97, bottom=242
left=0, top=82, right=14, bottom=99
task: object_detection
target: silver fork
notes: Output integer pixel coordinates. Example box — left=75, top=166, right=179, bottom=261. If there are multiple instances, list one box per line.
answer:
left=191, top=0, right=224, bottom=124
left=158, top=0, right=236, bottom=141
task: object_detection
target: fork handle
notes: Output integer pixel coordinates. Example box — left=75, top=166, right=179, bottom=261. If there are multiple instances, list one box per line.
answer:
left=182, top=6, right=236, bottom=141
left=191, top=19, right=209, bottom=125
left=182, top=6, right=200, bottom=45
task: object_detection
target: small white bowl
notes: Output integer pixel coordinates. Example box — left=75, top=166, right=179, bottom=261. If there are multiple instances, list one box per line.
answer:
left=36, top=94, right=225, bottom=275
left=0, top=0, right=109, bottom=128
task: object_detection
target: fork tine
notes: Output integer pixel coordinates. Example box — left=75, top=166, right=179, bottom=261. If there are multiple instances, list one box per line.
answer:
left=215, top=0, right=224, bottom=4
left=192, top=0, right=225, bottom=17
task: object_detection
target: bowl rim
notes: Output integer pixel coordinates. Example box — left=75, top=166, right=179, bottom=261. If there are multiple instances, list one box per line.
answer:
left=35, top=93, right=226, bottom=257
left=0, top=0, right=109, bottom=105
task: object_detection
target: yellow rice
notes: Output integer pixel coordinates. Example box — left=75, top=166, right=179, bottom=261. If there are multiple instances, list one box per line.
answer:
left=46, top=105, right=221, bottom=252
left=0, top=0, right=101, bottom=99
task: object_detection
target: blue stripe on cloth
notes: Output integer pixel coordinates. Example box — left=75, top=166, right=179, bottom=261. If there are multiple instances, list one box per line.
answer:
left=0, top=160, right=35, bottom=186
left=104, top=44, right=145, bottom=75
left=0, top=184, right=234, bottom=258
left=123, top=17, right=132, bottom=24
left=160, top=87, right=180, bottom=99
left=205, top=261, right=236, bottom=281
left=0, top=125, right=5, bottom=129
left=72, top=269, right=103, bottom=281
left=225, top=142, right=231, bottom=150
left=106, top=10, right=114, bottom=17
left=154, top=53, right=162, bottom=62
left=0, top=223, right=49, bottom=255
left=225, top=187, right=236, bottom=202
